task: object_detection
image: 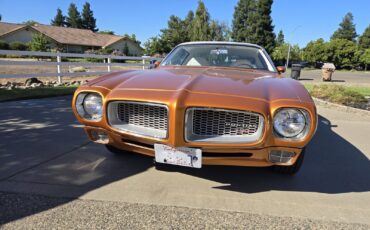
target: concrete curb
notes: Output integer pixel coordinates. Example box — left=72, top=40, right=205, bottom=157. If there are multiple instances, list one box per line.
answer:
left=313, top=97, right=370, bottom=117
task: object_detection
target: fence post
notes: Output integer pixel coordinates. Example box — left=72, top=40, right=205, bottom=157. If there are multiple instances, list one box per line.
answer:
left=107, top=57, right=111, bottom=72
left=142, top=58, right=145, bottom=70
left=57, top=53, right=62, bottom=83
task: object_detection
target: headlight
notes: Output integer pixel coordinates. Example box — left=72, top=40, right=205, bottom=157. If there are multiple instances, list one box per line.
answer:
left=75, top=92, right=103, bottom=121
left=273, top=108, right=309, bottom=138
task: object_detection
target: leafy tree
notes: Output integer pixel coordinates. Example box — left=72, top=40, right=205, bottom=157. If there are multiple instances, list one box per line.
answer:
left=209, top=20, right=230, bottom=41
left=81, top=2, right=98, bottom=32
left=144, top=36, right=167, bottom=56
left=161, top=15, right=190, bottom=50
left=23, top=20, right=39, bottom=26
left=190, top=0, right=210, bottom=41
left=276, top=30, right=284, bottom=46
left=359, top=49, right=370, bottom=70
left=272, top=43, right=301, bottom=65
left=0, top=14, right=2, bottom=21
left=51, top=8, right=66, bottom=27
left=359, top=25, right=370, bottom=49
left=331, top=12, right=357, bottom=42
left=326, top=39, right=358, bottom=69
left=29, top=33, right=49, bottom=51
left=98, top=30, right=115, bottom=35
left=303, top=38, right=328, bottom=64
left=253, top=0, right=275, bottom=53
left=231, top=0, right=256, bottom=42
left=66, top=3, right=82, bottom=28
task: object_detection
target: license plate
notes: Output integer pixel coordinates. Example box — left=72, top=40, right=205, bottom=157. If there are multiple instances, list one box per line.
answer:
left=154, top=144, right=202, bottom=168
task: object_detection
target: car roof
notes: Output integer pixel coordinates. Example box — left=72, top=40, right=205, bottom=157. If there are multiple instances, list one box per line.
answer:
left=177, top=41, right=263, bottom=50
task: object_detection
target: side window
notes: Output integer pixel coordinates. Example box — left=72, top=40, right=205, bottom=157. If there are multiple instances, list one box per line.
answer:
left=163, top=48, right=189, bottom=65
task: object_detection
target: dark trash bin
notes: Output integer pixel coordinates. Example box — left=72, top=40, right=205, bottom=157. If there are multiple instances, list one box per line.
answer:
left=290, top=64, right=302, bottom=80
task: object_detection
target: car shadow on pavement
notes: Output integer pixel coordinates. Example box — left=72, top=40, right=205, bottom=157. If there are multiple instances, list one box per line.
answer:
left=1, top=97, right=369, bottom=225
left=172, top=115, right=370, bottom=194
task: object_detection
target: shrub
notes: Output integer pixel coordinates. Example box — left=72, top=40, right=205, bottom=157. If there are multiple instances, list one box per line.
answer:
left=9, top=41, right=28, bottom=51
left=0, top=40, right=9, bottom=50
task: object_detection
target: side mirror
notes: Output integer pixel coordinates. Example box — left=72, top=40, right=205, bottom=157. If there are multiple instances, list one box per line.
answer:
left=154, top=61, right=161, bottom=68
left=276, top=66, right=286, bottom=74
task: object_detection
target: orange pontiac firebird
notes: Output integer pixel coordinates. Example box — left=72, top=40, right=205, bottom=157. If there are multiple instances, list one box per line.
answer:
left=72, top=42, right=317, bottom=174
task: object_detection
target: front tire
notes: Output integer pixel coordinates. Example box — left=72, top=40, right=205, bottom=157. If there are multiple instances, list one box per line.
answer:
left=273, top=148, right=305, bottom=175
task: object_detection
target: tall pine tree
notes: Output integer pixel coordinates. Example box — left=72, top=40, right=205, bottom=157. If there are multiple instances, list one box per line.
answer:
left=253, top=0, right=275, bottom=53
left=331, top=12, right=357, bottom=42
left=51, top=8, right=65, bottom=27
left=359, top=25, right=370, bottom=49
left=276, top=30, right=284, bottom=46
left=190, top=0, right=210, bottom=41
left=231, top=0, right=256, bottom=42
left=81, top=2, right=98, bottom=32
left=66, top=3, right=82, bottom=28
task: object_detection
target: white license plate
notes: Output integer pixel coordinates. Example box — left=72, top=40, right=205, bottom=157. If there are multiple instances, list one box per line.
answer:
left=154, top=144, right=202, bottom=168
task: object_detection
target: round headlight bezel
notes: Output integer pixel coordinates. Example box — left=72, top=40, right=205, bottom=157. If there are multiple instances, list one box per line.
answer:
left=273, top=108, right=310, bottom=140
left=75, top=92, right=103, bottom=121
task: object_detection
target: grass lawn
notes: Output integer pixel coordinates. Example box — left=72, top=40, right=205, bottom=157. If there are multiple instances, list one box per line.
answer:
left=303, top=83, right=369, bottom=106
left=0, top=86, right=77, bottom=102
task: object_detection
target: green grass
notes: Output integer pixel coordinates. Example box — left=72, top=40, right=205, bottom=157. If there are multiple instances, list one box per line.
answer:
left=0, top=86, right=77, bottom=102
left=303, top=84, right=368, bottom=105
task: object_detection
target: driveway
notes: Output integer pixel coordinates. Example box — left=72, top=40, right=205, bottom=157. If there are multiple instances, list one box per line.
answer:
left=0, top=96, right=370, bottom=228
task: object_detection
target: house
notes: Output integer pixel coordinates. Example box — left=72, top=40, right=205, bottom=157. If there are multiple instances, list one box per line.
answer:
left=0, top=22, right=143, bottom=55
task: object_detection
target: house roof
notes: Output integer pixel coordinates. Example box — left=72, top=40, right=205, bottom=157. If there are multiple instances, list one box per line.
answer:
left=0, top=22, right=141, bottom=49
left=0, top=22, right=25, bottom=37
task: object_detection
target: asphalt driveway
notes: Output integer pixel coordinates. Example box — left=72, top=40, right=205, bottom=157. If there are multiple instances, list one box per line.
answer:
left=0, top=96, right=370, bottom=228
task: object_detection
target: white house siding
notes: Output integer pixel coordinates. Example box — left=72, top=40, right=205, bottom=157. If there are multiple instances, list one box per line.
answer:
left=107, top=40, right=143, bottom=56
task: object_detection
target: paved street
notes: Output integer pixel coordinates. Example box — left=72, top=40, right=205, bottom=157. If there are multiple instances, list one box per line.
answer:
left=1, top=96, right=370, bottom=228
left=284, top=69, right=370, bottom=85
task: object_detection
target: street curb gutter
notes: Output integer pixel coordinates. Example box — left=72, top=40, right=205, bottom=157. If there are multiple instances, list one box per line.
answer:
left=313, top=97, right=370, bottom=117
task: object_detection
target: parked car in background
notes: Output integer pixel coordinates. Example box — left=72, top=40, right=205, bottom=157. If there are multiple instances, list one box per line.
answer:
left=72, top=42, right=317, bottom=174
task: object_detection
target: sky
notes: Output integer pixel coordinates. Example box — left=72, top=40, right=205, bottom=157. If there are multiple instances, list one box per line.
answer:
left=0, top=0, right=369, bottom=47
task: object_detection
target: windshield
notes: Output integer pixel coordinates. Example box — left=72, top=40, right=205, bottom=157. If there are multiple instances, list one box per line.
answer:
left=161, top=44, right=275, bottom=71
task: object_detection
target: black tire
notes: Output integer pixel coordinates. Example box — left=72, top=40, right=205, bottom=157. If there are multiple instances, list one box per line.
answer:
left=273, top=148, right=305, bottom=175
left=105, top=145, right=127, bottom=155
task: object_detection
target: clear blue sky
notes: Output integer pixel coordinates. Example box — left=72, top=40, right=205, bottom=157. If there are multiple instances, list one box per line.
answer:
left=0, top=0, right=369, bottom=47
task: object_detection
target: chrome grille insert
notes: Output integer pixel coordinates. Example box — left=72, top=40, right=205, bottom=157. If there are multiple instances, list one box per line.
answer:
left=185, top=108, right=264, bottom=143
left=107, top=101, right=168, bottom=139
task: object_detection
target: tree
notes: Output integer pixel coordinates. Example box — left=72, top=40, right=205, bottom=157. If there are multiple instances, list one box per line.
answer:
left=51, top=8, right=66, bottom=27
left=81, top=2, right=98, bottom=32
left=29, top=33, right=49, bottom=51
left=209, top=20, right=230, bottom=41
left=124, top=34, right=141, bottom=46
left=231, top=0, right=256, bottom=42
left=272, top=43, right=301, bottom=65
left=326, top=39, right=358, bottom=69
left=253, top=0, right=275, bottom=53
left=359, top=49, right=370, bottom=70
left=0, top=14, right=2, bottom=21
left=184, top=10, right=194, bottom=32
left=331, top=12, right=357, bottom=42
left=359, top=25, right=370, bottom=49
left=190, top=0, right=210, bottom=41
left=66, top=3, right=82, bottom=28
left=98, top=30, right=115, bottom=35
left=276, top=30, right=284, bottom=46
left=144, top=36, right=167, bottom=56
left=303, top=38, right=328, bottom=64
left=23, top=20, right=39, bottom=26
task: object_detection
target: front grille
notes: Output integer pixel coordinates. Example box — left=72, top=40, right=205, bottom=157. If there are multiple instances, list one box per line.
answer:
left=108, top=101, right=168, bottom=139
left=186, top=108, right=264, bottom=143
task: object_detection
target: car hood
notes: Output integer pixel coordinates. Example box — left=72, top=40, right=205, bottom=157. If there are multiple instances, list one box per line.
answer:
left=88, top=66, right=305, bottom=102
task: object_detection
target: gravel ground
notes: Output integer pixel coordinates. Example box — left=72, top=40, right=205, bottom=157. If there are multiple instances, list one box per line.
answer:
left=0, top=192, right=369, bottom=230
